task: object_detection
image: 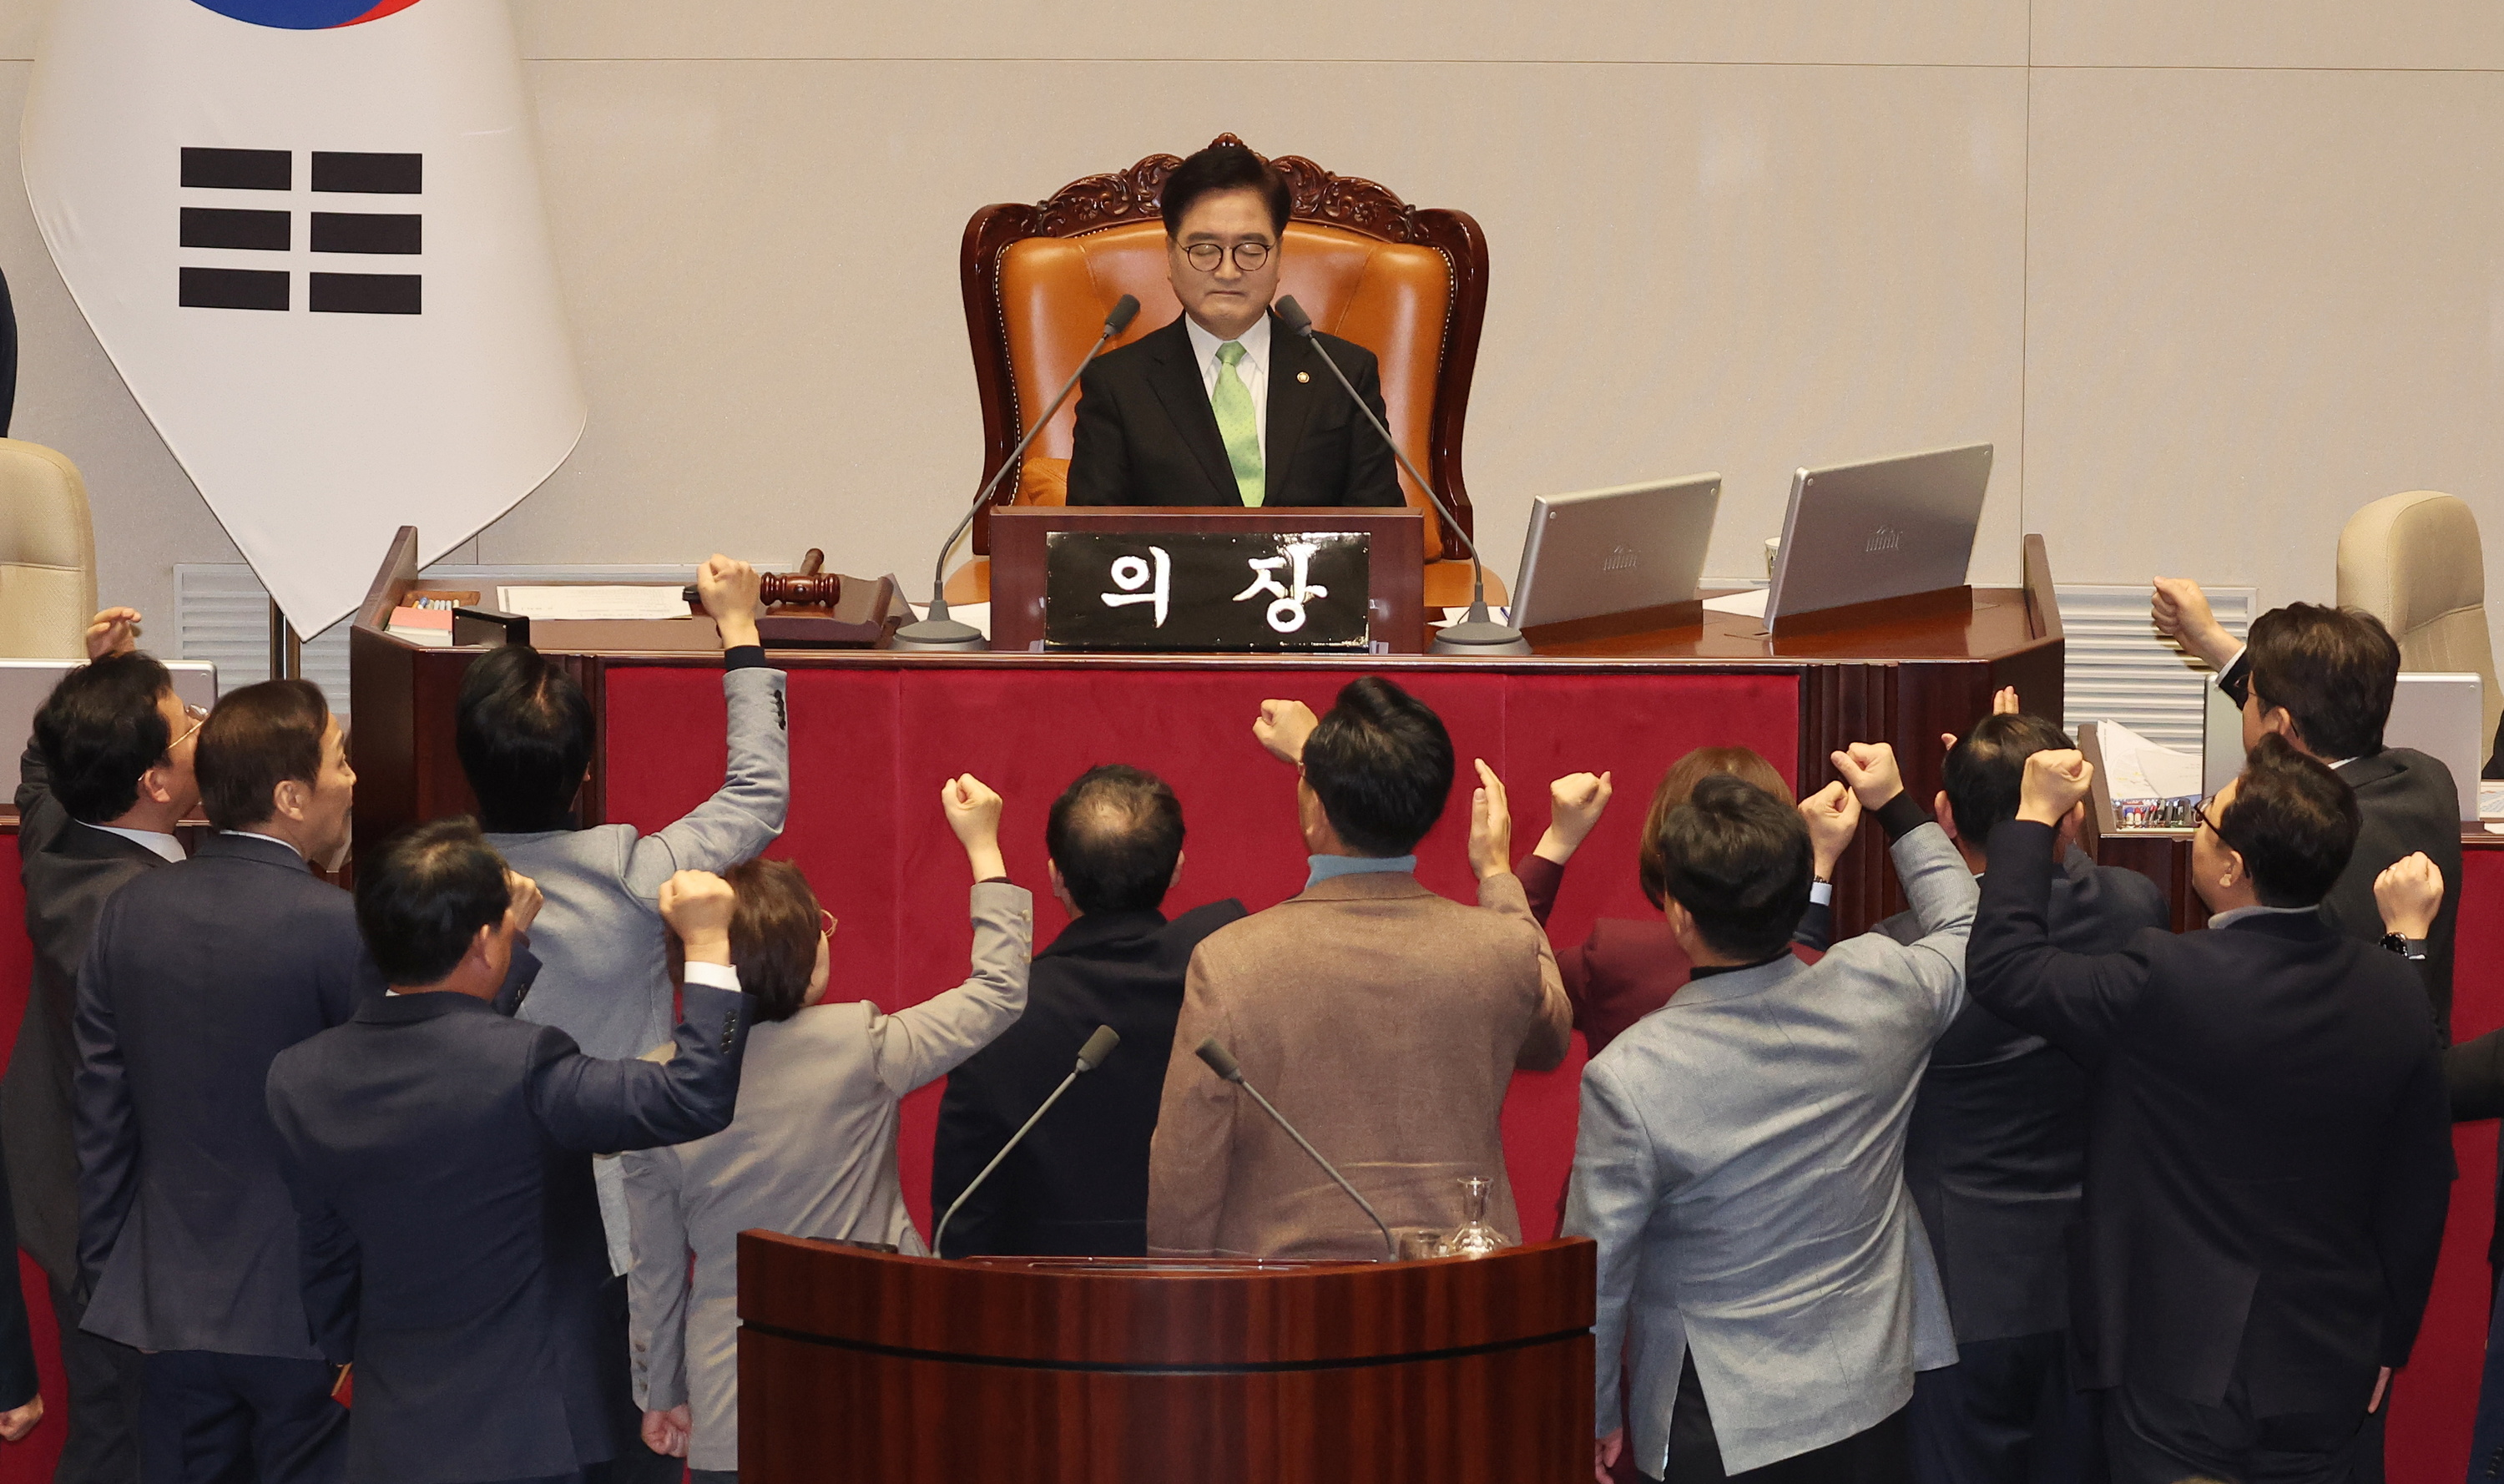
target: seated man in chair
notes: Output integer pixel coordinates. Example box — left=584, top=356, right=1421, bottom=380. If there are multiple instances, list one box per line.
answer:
left=1065, top=140, right=1405, bottom=510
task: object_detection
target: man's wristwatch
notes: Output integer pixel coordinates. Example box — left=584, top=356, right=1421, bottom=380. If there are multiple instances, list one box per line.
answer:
left=2380, top=931, right=2430, bottom=962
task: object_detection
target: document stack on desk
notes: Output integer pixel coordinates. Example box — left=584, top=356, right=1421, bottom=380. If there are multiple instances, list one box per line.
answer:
left=2084, top=719, right=2205, bottom=829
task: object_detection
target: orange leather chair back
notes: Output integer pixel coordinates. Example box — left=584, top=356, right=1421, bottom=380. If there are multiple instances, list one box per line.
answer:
left=997, top=221, right=1451, bottom=552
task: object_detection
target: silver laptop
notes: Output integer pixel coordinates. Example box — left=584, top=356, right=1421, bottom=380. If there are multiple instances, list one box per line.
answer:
left=0, top=659, right=220, bottom=755
left=1764, top=443, right=1993, bottom=631
left=1507, top=474, right=1722, bottom=631
left=2385, top=672, right=2485, bottom=820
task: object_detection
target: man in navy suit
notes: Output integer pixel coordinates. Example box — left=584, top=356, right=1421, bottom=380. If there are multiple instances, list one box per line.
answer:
left=74, top=679, right=528, bottom=1484
left=268, top=820, right=751, bottom=1484
left=1064, top=140, right=1403, bottom=511
left=1968, top=737, right=2451, bottom=1484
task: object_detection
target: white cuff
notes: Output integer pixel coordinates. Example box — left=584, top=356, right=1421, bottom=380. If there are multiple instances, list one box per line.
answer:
left=1809, top=881, right=1834, bottom=906
left=681, top=961, right=741, bottom=992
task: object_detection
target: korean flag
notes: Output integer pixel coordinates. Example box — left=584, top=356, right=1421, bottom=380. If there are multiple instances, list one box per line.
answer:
left=21, top=0, right=584, bottom=635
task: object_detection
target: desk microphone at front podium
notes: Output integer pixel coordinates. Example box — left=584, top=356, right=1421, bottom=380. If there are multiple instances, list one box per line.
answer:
left=1271, top=295, right=1530, bottom=658
left=892, top=294, right=1143, bottom=653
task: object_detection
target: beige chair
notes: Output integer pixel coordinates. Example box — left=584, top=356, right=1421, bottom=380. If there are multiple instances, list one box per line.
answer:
left=2336, top=489, right=2502, bottom=750
left=0, top=439, right=96, bottom=659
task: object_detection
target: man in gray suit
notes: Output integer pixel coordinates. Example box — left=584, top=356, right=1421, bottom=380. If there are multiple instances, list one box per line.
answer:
left=1565, top=741, right=1976, bottom=1484
left=453, top=553, right=785, bottom=1484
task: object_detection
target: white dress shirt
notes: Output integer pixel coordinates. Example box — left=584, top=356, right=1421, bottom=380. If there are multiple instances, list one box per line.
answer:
left=1183, top=312, right=1270, bottom=464
left=82, top=821, right=184, bottom=864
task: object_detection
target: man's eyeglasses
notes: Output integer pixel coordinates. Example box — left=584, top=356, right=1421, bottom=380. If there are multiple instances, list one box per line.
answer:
left=167, top=702, right=210, bottom=756
left=2193, top=795, right=2234, bottom=846
left=1182, top=240, right=1272, bottom=274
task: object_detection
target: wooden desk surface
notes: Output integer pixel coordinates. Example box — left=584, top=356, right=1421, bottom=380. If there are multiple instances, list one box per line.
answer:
left=512, top=586, right=2046, bottom=669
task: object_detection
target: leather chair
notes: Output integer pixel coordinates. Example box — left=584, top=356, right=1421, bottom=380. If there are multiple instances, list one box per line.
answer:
left=0, top=438, right=97, bottom=658
left=2335, top=489, right=2502, bottom=756
left=957, top=135, right=1495, bottom=607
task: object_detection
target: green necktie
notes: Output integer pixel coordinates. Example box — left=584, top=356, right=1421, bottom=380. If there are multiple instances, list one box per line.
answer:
left=1211, top=340, right=1265, bottom=507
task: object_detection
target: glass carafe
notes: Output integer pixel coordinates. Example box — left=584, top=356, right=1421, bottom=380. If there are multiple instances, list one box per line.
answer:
left=1448, top=1175, right=1509, bottom=1256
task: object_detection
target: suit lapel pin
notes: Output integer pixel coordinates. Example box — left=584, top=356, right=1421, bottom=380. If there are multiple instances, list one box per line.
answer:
left=1297, top=371, right=1310, bottom=384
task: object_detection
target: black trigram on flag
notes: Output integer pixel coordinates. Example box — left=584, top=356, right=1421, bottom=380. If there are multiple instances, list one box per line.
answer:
left=178, top=147, right=422, bottom=314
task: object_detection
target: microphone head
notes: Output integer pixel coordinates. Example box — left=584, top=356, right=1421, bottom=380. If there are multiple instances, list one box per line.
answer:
left=1194, top=1037, right=1244, bottom=1083
left=1105, top=294, right=1141, bottom=334
left=1273, top=295, right=1315, bottom=338
left=1074, top=1024, right=1121, bottom=1073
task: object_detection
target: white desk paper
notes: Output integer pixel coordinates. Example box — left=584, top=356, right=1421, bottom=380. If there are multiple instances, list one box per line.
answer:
left=496, top=586, right=691, bottom=622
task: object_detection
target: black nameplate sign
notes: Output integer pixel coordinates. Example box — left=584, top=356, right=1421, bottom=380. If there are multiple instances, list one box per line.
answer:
left=1043, top=531, right=1372, bottom=652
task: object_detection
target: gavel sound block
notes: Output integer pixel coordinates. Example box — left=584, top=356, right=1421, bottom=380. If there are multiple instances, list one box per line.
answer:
left=682, top=549, right=913, bottom=649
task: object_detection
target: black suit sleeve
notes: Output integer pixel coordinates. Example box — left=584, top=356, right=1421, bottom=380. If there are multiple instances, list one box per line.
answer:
left=266, top=1088, right=359, bottom=1367
left=1793, top=901, right=1835, bottom=952
left=1063, top=361, right=1129, bottom=507
left=2218, top=649, right=2252, bottom=709
left=528, top=981, right=752, bottom=1154
left=930, top=1044, right=1018, bottom=1259
left=1966, top=820, right=2151, bottom=1070
left=2444, top=1030, right=2504, bottom=1120
left=71, top=905, right=134, bottom=1295
left=0, top=1133, right=39, bottom=1411
left=1340, top=351, right=1403, bottom=508
left=2372, top=1047, right=2458, bottom=1368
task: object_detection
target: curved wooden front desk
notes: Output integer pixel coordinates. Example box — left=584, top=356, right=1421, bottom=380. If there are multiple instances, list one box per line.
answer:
left=736, top=1232, right=1597, bottom=1483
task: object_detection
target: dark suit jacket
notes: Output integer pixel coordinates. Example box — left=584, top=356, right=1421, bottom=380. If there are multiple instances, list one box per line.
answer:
left=8, top=739, right=169, bottom=1285
left=2219, top=653, right=2464, bottom=1038
left=0, top=1123, right=38, bottom=1411
left=1871, top=849, right=2168, bottom=1345
left=1065, top=314, right=1405, bottom=510
left=1970, top=819, right=2453, bottom=1415
left=267, top=978, right=750, bottom=1484
left=73, top=833, right=533, bottom=1359
left=931, top=898, right=1247, bottom=1258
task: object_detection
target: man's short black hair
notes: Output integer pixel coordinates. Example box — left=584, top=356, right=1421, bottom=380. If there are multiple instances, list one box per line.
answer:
left=33, top=652, right=174, bottom=824
left=2246, top=603, right=2400, bottom=760
left=456, top=644, right=593, bottom=833
left=196, top=679, right=328, bottom=831
left=1300, top=677, right=1453, bottom=856
left=2215, top=734, right=2359, bottom=909
left=1047, top=765, right=1184, bottom=915
left=1160, top=142, right=1291, bottom=239
left=1648, top=774, right=1812, bottom=962
left=356, top=817, right=511, bottom=987
left=1942, top=712, right=2076, bottom=847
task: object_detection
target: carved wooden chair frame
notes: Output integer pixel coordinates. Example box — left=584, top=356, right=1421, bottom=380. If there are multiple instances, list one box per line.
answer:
left=957, top=134, right=1490, bottom=559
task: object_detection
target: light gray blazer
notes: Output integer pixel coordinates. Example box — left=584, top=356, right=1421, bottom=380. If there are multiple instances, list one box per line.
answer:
left=622, top=882, right=1033, bottom=1471
left=489, top=663, right=788, bottom=1271
left=1562, top=822, right=1976, bottom=1476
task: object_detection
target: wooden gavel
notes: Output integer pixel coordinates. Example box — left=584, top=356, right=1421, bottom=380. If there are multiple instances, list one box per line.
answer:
left=684, top=548, right=840, bottom=609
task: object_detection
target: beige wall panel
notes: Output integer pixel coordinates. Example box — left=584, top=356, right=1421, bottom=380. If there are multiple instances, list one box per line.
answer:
left=2032, top=0, right=2504, bottom=71
left=0, top=61, right=242, bottom=633
left=510, top=2, right=2025, bottom=67
left=2026, top=67, right=2504, bottom=612
left=483, top=58, right=2027, bottom=591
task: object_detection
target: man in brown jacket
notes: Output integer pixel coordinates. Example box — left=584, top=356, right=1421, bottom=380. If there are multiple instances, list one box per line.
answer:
left=1146, top=676, right=1570, bottom=1259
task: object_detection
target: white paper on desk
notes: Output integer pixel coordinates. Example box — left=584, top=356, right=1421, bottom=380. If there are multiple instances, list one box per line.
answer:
left=2480, top=781, right=2504, bottom=820
left=907, top=600, right=992, bottom=641
left=496, top=586, right=691, bottom=622
left=1702, top=588, right=1769, bottom=619
left=2093, top=719, right=2206, bottom=801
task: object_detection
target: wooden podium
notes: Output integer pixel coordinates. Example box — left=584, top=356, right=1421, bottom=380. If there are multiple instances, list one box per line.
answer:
left=736, top=1233, right=1596, bottom=1482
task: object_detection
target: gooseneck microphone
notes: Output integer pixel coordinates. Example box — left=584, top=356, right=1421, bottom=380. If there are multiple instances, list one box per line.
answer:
left=1194, top=1037, right=1396, bottom=1261
left=931, top=1024, right=1121, bottom=1257
left=892, top=295, right=1143, bottom=652
left=1270, top=296, right=1531, bottom=658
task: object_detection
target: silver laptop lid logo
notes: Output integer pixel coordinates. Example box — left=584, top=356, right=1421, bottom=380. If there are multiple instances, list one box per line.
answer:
left=1865, top=525, right=1904, bottom=554
left=1602, top=543, right=1638, bottom=573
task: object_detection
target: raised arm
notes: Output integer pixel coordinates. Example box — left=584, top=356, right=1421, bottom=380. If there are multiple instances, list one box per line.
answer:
left=1560, top=1059, right=1664, bottom=1481
left=1791, top=781, right=1864, bottom=952
left=1521, top=771, right=1613, bottom=927
left=2153, top=578, right=2249, bottom=704
left=1472, top=760, right=1569, bottom=1072
left=2376, top=853, right=2447, bottom=1041
left=871, top=776, right=1032, bottom=1097
left=1966, top=751, right=2148, bottom=1066
left=624, top=557, right=789, bottom=896
left=532, top=873, right=754, bottom=1153
left=1831, top=745, right=1976, bottom=1024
